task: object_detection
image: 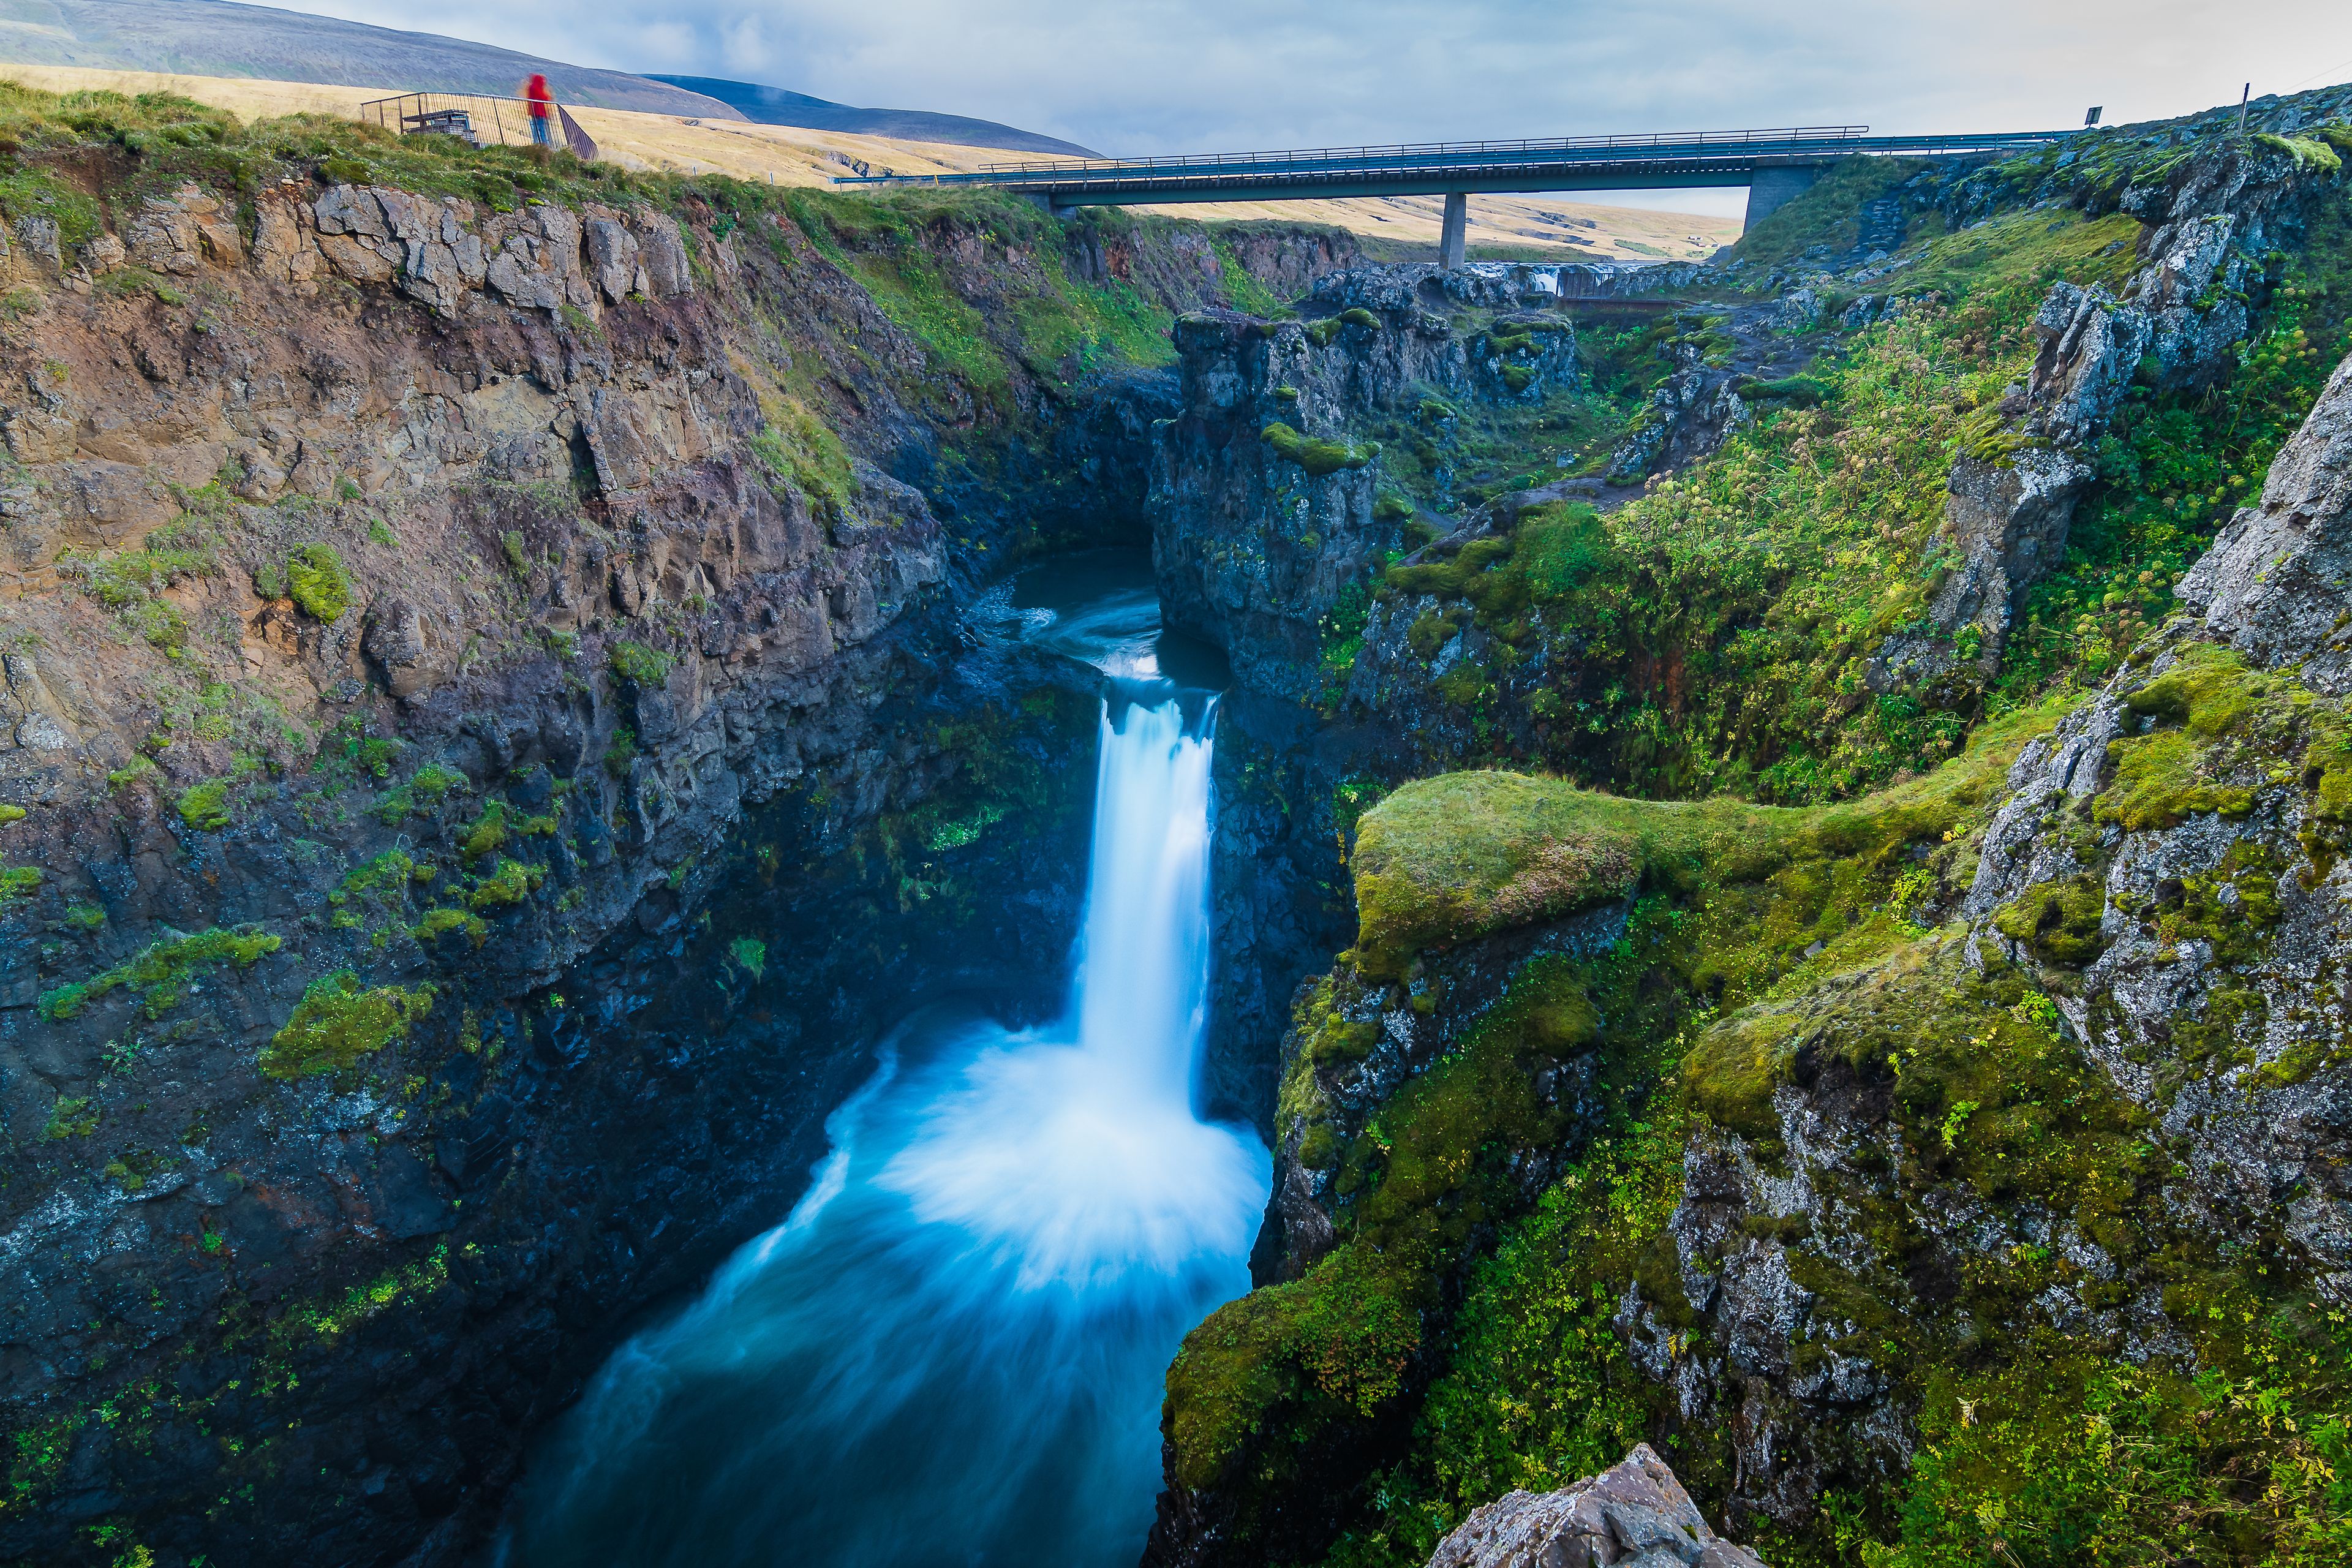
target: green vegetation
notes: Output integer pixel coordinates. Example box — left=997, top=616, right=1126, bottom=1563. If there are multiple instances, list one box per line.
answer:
left=373, top=763, right=469, bottom=823
left=0, top=864, right=38, bottom=903
left=1199, top=634, right=2352, bottom=1565
left=728, top=935, right=767, bottom=980
left=258, top=971, right=432, bottom=1079
left=39, top=925, right=281, bottom=1021
left=1730, top=156, right=1933, bottom=267
left=1344, top=194, right=2313, bottom=802
left=1262, top=421, right=1376, bottom=477
left=174, top=780, right=232, bottom=832
left=284, top=543, right=349, bottom=623
left=608, top=639, right=676, bottom=687
left=467, top=857, right=544, bottom=910
left=1350, top=695, right=2061, bottom=978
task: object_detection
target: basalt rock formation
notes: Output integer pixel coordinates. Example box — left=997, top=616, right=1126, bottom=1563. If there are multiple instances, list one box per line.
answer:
left=0, top=89, right=1355, bottom=1565
left=1150, top=85, right=2352, bottom=1568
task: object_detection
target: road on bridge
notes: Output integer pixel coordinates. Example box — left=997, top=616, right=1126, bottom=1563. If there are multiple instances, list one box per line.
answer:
left=832, top=124, right=2074, bottom=265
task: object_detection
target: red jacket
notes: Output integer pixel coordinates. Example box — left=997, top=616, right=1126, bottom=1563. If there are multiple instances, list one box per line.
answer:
left=525, top=74, right=551, bottom=118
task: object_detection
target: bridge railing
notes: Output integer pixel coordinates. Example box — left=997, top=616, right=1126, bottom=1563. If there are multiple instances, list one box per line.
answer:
left=831, top=126, right=2073, bottom=191
left=972, top=126, right=1872, bottom=178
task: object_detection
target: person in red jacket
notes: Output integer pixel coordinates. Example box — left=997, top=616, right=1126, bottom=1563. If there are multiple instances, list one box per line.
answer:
left=524, top=72, right=553, bottom=148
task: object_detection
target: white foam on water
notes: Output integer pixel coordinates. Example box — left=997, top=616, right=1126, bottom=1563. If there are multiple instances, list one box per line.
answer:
left=505, top=692, right=1266, bottom=1568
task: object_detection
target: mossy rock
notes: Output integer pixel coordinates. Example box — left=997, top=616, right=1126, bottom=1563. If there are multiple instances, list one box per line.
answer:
left=260, top=971, right=432, bottom=1079
left=285, top=543, right=350, bottom=623
left=1262, top=421, right=1373, bottom=477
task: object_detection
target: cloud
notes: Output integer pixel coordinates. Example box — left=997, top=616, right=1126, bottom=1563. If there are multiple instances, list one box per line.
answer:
left=269, top=0, right=2352, bottom=157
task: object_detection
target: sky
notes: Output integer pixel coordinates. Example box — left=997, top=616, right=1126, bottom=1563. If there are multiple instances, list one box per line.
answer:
left=273, top=0, right=2352, bottom=216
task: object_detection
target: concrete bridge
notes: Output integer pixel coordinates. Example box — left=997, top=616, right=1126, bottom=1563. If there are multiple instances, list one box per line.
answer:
left=832, top=126, right=2071, bottom=265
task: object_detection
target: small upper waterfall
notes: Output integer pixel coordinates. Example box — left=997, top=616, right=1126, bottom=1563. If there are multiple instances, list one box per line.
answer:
left=502, top=559, right=1266, bottom=1567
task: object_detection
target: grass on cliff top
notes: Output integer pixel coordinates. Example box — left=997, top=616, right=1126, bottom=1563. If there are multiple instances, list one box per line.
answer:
left=1349, top=692, right=2072, bottom=978
left=1730, top=155, right=1936, bottom=268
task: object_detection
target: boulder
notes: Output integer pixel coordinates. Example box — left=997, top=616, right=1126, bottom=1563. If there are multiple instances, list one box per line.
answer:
left=1931, top=447, right=2095, bottom=637
left=2177, top=346, right=2352, bottom=690
left=2027, top=282, right=2151, bottom=447
left=1427, top=1445, right=1766, bottom=1568
left=586, top=217, right=640, bottom=304
left=631, top=211, right=693, bottom=298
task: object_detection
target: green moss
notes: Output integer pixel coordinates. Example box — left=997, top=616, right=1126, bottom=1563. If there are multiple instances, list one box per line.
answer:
left=0, top=864, right=38, bottom=903
left=1344, top=714, right=2059, bottom=980
left=284, top=543, right=349, bottom=623
left=1166, top=1242, right=1423, bottom=1493
left=608, top=639, right=676, bottom=687
left=42, top=1095, right=97, bottom=1140
left=2252, top=132, right=2343, bottom=174
left=174, top=780, right=232, bottom=832
left=1262, top=421, right=1374, bottom=477
left=1374, top=492, right=1414, bottom=524
left=728, top=935, right=766, bottom=980
left=374, top=763, right=469, bottom=823
left=456, top=801, right=550, bottom=862
left=258, top=971, right=432, bottom=1079
left=409, top=907, right=487, bottom=944
left=1991, top=876, right=2109, bottom=965
left=2098, top=724, right=2256, bottom=831
left=0, top=804, right=23, bottom=824
left=38, top=924, right=281, bottom=1021
left=1683, top=1006, right=1798, bottom=1137
left=467, top=858, right=543, bottom=910
left=1747, top=374, right=1837, bottom=406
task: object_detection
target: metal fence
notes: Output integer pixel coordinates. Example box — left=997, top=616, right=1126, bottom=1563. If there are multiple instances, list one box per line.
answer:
left=970, top=126, right=1875, bottom=179
left=358, top=92, right=598, bottom=162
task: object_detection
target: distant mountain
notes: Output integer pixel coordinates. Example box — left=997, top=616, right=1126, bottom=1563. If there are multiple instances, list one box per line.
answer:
left=0, top=0, right=743, bottom=118
left=650, top=75, right=1096, bottom=158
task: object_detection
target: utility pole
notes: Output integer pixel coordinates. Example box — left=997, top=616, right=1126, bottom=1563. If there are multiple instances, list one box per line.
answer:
left=2236, top=82, right=2250, bottom=134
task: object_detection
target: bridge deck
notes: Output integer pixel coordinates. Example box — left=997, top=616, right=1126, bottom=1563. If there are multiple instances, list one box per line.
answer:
left=831, top=127, right=2068, bottom=206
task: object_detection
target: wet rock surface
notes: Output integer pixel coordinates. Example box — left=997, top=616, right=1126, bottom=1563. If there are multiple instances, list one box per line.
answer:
left=0, top=165, right=1344, bottom=1565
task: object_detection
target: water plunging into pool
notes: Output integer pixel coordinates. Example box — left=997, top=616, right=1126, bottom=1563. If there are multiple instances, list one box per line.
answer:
left=503, top=552, right=1267, bottom=1566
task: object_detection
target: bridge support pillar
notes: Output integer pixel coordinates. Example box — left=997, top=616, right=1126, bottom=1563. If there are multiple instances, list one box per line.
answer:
left=1743, top=167, right=1819, bottom=232
left=1439, top=192, right=1468, bottom=269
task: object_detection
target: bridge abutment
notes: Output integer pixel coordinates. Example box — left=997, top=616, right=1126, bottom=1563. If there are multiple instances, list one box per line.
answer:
left=1439, top=192, right=1467, bottom=268
left=1743, top=167, right=1819, bottom=231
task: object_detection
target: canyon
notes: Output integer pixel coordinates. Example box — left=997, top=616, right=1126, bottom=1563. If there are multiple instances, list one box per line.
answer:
left=2, top=72, right=2351, bottom=1568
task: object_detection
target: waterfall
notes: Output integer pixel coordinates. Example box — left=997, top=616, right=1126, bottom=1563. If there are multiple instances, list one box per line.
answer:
left=503, top=688, right=1267, bottom=1568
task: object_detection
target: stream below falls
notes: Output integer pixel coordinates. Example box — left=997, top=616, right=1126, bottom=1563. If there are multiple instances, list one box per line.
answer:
left=499, top=552, right=1268, bottom=1567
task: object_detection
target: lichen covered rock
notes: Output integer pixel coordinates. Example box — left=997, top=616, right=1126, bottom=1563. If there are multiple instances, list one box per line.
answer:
left=1427, top=1445, right=1764, bottom=1568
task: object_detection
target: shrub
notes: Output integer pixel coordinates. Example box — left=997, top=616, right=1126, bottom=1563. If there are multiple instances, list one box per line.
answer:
left=608, top=640, right=676, bottom=687
left=602, top=727, right=639, bottom=778
left=285, top=543, right=350, bottom=622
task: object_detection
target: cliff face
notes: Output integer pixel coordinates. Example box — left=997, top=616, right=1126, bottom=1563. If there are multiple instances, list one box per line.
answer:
left=1148, top=298, right=1579, bottom=706
left=0, top=94, right=1356, bottom=1564
left=1149, top=87, right=2352, bottom=1568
